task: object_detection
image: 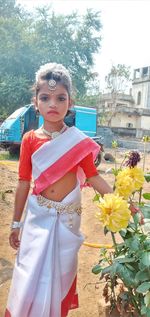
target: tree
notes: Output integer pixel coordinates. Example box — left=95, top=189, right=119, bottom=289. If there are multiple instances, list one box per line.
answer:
left=0, top=0, right=21, bottom=18
left=32, top=8, right=102, bottom=96
left=103, top=64, right=131, bottom=126
left=0, top=2, right=102, bottom=117
left=105, top=64, right=131, bottom=93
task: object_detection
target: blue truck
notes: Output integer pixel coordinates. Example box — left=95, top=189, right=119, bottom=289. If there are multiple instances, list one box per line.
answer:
left=0, top=104, right=103, bottom=165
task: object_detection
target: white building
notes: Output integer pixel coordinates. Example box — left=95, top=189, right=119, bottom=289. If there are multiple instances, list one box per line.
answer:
left=99, top=66, right=150, bottom=131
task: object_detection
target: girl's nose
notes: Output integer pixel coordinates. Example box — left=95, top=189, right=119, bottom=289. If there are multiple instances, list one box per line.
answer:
left=48, top=99, right=56, bottom=108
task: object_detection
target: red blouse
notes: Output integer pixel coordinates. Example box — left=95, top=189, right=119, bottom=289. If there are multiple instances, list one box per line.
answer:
left=19, top=130, right=99, bottom=181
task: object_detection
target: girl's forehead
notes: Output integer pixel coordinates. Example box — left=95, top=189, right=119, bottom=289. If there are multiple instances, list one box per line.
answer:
left=38, top=82, right=68, bottom=95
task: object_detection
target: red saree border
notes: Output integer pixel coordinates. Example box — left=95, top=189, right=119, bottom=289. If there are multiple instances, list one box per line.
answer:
left=61, top=276, right=78, bottom=317
left=34, top=138, right=100, bottom=194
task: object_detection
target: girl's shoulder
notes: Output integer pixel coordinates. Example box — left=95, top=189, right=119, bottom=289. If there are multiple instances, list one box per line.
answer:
left=22, top=130, right=36, bottom=141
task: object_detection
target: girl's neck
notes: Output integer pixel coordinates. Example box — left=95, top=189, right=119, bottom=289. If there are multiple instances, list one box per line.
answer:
left=43, top=120, right=65, bottom=132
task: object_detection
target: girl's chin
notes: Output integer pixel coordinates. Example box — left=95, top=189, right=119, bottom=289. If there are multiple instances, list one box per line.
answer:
left=45, top=117, right=64, bottom=123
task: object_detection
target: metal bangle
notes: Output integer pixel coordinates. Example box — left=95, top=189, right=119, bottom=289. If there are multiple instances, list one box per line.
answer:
left=11, top=221, right=22, bottom=230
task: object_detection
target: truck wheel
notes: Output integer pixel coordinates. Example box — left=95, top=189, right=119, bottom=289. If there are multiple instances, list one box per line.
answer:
left=95, top=152, right=102, bottom=167
left=9, top=145, right=20, bottom=157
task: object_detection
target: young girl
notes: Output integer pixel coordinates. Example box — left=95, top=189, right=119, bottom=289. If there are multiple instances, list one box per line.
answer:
left=5, top=63, right=112, bottom=317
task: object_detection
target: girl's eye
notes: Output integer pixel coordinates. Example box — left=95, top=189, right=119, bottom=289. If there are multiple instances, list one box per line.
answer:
left=58, top=96, right=66, bottom=101
left=40, top=96, right=48, bottom=101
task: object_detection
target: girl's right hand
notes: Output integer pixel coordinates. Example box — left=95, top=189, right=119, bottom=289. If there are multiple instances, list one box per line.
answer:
left=9, top=229, right=20, bottom=250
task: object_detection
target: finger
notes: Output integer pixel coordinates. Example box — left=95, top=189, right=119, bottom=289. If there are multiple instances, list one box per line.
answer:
left=9, top=236, right=20, bottom=250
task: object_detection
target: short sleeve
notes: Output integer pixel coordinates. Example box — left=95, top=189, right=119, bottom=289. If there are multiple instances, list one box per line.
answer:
left=18, top=133, right=32, bottom=181
left=79, top=152, right=99, bottom=178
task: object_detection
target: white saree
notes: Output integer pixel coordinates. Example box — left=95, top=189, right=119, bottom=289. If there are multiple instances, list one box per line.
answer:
left=6, top=184, right=83, bottom=317
left=5, top=127, right=100, bottom=317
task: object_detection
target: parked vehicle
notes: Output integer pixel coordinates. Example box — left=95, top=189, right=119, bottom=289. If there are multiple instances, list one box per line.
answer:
left=0, top=104, right=103, bottom=165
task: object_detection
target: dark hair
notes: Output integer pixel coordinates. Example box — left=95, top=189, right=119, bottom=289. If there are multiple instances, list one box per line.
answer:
left=34, top=63, right=72, bottom=97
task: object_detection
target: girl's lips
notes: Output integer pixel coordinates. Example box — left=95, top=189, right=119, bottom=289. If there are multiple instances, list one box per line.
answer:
left=47, top=110, right=59, bottom=114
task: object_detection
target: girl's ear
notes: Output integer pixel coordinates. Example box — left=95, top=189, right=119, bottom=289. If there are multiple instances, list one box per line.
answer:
left=33, top=97, right=38, bottom=111
left=69, top=98, right=73, bottom=109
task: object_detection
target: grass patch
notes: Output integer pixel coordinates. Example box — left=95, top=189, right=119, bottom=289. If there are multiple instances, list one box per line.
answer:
left=0, top=151, right=18, bottom=161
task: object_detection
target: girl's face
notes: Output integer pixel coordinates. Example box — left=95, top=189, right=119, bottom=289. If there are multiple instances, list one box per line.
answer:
left=35, top=82, right=71, bottom=123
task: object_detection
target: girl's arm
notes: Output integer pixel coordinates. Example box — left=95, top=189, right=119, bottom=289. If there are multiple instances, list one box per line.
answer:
left=88, top=174, right=113, bottom=196
left=9, top=180, right=30, bottom=250
left=12, top=180, right=31, bottom=221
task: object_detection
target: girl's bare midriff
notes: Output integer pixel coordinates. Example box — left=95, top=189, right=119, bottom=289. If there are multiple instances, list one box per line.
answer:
left=40, top=172, right=77, bottom=202
left=35, top=130, right=78, bottom=202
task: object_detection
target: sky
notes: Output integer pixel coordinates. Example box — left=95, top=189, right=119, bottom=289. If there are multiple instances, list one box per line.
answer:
left=17, top=0, right=150, bottom=91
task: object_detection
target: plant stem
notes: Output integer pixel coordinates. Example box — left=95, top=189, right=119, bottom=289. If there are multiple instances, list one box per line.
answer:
left=114, top=149, right=117, bottom=170
left=143, top=141, right=146, bottom=172
left=139, top=187, right=142, bottom=204
left=129, top=289, right=141, bottom=315
left=111, top=232, right=118, bottom=256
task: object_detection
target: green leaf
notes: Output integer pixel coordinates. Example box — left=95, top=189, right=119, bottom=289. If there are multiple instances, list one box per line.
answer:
left=117, top=264, right=137, bottom=287
left=144, top=291, right=150, bottom=308
left=104, top=226, right=109, bottom=235
left=125, top=236, right=140, bottom=252
left=143, top=193, right=150, bottom=200
left=101, top=265, right=112, bottom=276
left=133, top=213, right=141, bottom=226
left=141, top=305, right=147, bottom=315
left=112, top=168, right=120, bottom=176
left=140, top=205, right=150, bottom=219
left=110, top=262, right=120, bottom=278
left=125, top=263, right=136, bottom=272
left=139, top=252, right=150, bottom=270
left=145, top=174, right=150, bottom=183
left=92, top=264, right=102, bottom=275
left=93, top=193, right=100, bottom=202
left=116, top=257, right=136, bottom=264
left=145, top=307, right=150, bottom=317
left=135, top=271, right=150, bottom=283
left=144, top=239, right=150, bottom=250
left=119, top=229, right=127, bottom=238
left=136, top=282, right=150, bottom=293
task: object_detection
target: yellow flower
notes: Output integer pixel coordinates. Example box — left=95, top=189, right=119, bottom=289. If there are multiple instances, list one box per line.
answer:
left=115, top=170, right=135, bottom=199
left=115, top=167, right=145, bottom=198
left=128, top=166, right=145, bottom=191
left=97, top=193, right=131, bottom=232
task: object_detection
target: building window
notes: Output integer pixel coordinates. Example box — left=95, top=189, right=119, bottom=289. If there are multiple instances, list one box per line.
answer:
left=137, top=91, right=141, bottom=105
left=126, top=123, right=133, bottom=128
left=134, top=68, right=140, bottom=79
left=142, top=67, right=148, bottom=77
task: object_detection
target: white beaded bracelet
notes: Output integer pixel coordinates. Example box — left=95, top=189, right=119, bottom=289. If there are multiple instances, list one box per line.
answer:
left=11, top=221, right=22, bottom=229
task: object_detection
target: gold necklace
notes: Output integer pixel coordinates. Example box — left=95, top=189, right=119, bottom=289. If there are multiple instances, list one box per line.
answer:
left=41, top=125, right=67, bottom=139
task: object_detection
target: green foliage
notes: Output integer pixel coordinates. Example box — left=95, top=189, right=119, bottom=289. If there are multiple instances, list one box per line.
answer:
left=75, top=93, right=100, bottom=109
left=0, top=0, right=22, bottom=18
left=145, top=173, right=150, bottom=182
left=0, top=75, right=31, bottom=114
left=0, top=151, right=11, bottom=160
left=143, top=193, right=150, bottom=200
left=0, top=1, right=102, bottom=117
left=92, top=264, right=102, bottom=274
left=92, top=148, right=150, bottom=315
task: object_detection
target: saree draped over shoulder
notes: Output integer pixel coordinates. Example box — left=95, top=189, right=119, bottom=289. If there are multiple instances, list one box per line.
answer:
left=5, top=127, right=100, bottom=317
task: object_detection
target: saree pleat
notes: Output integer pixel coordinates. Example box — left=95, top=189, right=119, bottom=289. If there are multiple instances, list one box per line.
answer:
left=6, top=184, right=84, bottom=317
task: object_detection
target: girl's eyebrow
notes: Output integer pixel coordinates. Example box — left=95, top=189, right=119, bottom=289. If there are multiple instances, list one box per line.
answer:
left=39, top=92, right=67, bottom=97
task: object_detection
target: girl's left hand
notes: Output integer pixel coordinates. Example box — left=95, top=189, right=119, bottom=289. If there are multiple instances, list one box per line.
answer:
left=9, top=229, right=20, bottom=250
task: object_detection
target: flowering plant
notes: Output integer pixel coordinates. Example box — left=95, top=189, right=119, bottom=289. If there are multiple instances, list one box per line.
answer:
left=92, top=139, right=150, bottom=316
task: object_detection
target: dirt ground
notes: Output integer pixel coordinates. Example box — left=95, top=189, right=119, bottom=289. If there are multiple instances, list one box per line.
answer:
left=0, top=149, right=149, bottom=317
